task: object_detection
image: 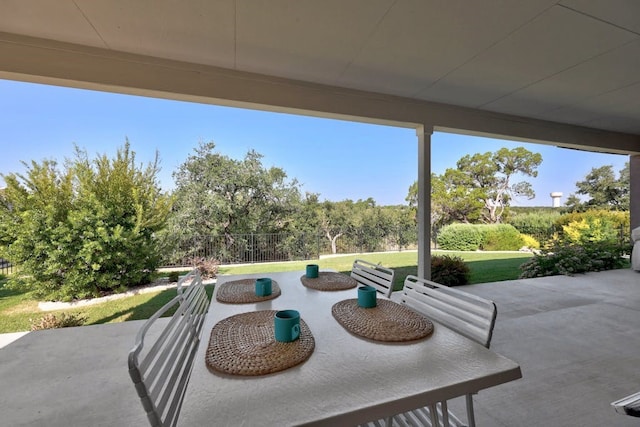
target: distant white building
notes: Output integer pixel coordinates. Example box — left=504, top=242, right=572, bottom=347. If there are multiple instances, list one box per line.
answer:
left=550, top=192, right=563, bottom=208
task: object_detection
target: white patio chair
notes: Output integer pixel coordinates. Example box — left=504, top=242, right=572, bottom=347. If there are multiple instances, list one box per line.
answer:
left=362, top=275, right=497, bottom=427
left=128, top=271, right=209, bottom=427
left=612, top=390, right=640, bottom=417
left=351, top=259, right=396, bottom=298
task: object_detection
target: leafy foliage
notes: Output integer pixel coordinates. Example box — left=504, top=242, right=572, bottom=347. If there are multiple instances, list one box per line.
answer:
left=162, top=142, right=303, bottom=261
left=30, top=312, right=87, bottom=330
left=520, top=234, right=540, bottom=250
left=0, top=142, right=172, bottom=301
left=408, top=147, right=542, bottom=227
left=507, top=210, right=561, bottom=245
left=437, top=223, right=525, bottom=251
left=431, top=255, right=470, bottom=286
left=554, top=210, right=629, bottom=245
left=565, top=163, right=629, bottom=211
left=519, top=242, right=627, bottom=278
left=437, top=224, right=484, bottom=251
left=480, top=224, right=524, bottom=251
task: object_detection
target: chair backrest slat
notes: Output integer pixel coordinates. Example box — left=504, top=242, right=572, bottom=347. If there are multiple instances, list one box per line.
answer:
left=128, top=269, right=209, bottom=427
left=400, top=275, right=497, bottom=348
left=351, top=259, right=396, bottom=297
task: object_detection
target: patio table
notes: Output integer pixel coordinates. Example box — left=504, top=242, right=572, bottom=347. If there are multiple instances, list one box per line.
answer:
left=178, top=270, right=522, bottom=426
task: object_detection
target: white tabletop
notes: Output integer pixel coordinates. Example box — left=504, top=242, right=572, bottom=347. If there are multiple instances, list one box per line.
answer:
left=179, top=270, right=522, bottom=426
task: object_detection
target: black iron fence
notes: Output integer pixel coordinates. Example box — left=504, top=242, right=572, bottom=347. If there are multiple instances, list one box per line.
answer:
left=160, top=227, right=419, bottom=267
left=160, top=232, right=322, bottom=267
left=0, top=258, right=11, bottom=276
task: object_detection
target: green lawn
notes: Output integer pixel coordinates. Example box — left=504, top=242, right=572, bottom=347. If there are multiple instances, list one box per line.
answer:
left=220, top=250, right=533, bottom=290
left=0, top=251, right=531, bottom=334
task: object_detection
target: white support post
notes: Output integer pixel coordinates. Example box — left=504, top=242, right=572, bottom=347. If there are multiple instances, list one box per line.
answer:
left=630, top=155, right=640, bottom=235
left=417, top=126, right=433, bottom=279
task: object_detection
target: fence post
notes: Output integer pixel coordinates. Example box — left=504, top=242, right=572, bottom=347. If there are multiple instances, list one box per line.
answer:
left=250, top=233, right=254, bottom=264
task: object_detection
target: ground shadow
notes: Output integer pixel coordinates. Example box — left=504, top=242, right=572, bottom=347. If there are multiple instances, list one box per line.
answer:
left=90, top=284, right=215, bottom=325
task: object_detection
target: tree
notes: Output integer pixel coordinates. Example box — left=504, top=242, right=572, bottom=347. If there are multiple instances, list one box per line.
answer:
left=0, top=142, right=172, bottom=301
left=165, top=141, right=302, bottom=250
left=566, top=163, right=629, bottom=211
left=408, top=147, right=542, bottom=226
left=456, top=147, right=542, bottom=223
left=319, top=200, right=355, bottom=254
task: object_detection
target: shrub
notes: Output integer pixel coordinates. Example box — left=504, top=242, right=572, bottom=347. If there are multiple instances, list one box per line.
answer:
left=520, top=234, right=540, bottom=250
left=437, top=223, right=525, bottom=251
left=431, top=255, right=470, bottom=286
left=555, top=210, right=629, bottom=244
left=437, top=224, right=483, bottom=251
left=30, top=312, right=87, bottom=331
left=519, top=241, right=627, bottom=279
left=508, top=211, right=560, bottom=244
left=0, top=142, right=172, bottom=301
left=480, top=224, right=524, bottom=251
left=188, top=257, right=220, bottom=279
left=168, top=271, right=180, bottom=283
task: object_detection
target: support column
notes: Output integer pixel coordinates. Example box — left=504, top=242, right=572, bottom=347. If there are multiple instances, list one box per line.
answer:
left=630, top=155, right=640, bottom=234
left=417, top=126, right=433, bottom=279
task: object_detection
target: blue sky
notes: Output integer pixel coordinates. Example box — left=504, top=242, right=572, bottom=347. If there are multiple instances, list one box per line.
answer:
left=0, top=79, right=628, bottom=207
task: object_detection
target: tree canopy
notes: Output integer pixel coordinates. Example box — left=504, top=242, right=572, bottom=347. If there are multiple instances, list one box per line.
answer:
left=565, top=163, right=629, bottom=211
left=165, top=141, right=303, bottom=243
left=408, top=147, right=542, bottom=226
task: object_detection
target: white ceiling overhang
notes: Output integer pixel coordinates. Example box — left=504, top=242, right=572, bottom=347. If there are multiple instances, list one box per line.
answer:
left=1, top=0, right=639, bottom=152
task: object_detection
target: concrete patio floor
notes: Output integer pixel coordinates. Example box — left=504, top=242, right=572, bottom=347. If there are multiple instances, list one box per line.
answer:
left=455, top=268, right=640, bottom=427
left=1, top=269, right=639, bottom=426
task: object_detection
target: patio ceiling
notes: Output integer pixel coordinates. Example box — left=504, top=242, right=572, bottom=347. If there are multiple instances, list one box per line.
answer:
left=1, top=1, right=640, bottom=147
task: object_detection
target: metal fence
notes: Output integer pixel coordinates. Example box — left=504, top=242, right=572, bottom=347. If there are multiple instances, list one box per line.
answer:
left=0, top=258, right=11, bottom=276
left=160, top=227, right=419, bottom=268
left=160, top=233, right=322, bottom=267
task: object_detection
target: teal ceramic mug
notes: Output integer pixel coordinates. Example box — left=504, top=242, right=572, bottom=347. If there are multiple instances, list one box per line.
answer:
left=306, top=264, right=319, bottom=278
left=357, top=285, right=377, bottom=308
left=274, top=310, right=300, bottom=342
left=255, top=277, right=272, bottom=297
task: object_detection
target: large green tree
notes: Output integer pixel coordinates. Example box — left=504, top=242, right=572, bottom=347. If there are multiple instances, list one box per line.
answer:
left=408, top=147, right=542, bottom=225
left=0, top=142, right=172, bottom=300
left=566, top=163, right=629, bottom=211
left=166, top=141, right=302, bottom=246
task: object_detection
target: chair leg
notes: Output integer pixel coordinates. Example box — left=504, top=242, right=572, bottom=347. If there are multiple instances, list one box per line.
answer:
left=465, top=394, right=476, bottom=427
left=429, top=403, right=440, bottom=426
left=440, top=401, right=451, bottom=427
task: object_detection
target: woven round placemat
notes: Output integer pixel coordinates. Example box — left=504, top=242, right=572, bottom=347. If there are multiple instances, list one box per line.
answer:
left=205, top=310, right=315, bottom=376
left=331, top=299, right=434, bottom=342
left=300, top=272, right=357, bottom=291
left=215, top=279, right=281, bottom=304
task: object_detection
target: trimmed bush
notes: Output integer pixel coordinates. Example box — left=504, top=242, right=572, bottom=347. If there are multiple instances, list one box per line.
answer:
left=480, top=224, right=524, bottom=251
left=437, top=223, right=525, bottom=251
left=508, top=211, right=560, bottom=244
left=431, top=254, right=470, bottom=286
left=437, top=224, right=483, bottom=251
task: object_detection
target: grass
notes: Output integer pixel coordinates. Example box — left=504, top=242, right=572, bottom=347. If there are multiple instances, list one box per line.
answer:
left=0, top=251, right=531, bottom=334
left=220, top=250, right=533, bottom=290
